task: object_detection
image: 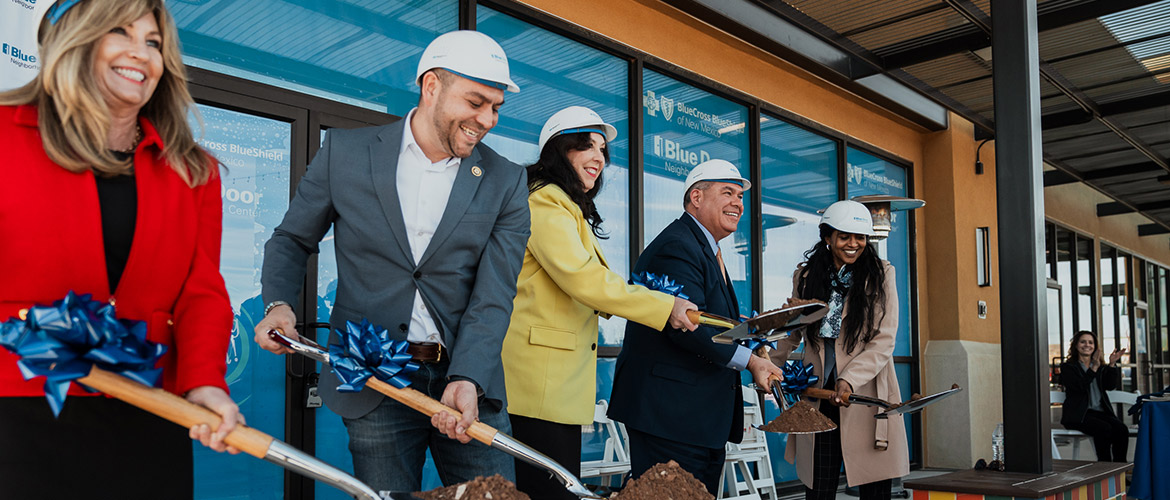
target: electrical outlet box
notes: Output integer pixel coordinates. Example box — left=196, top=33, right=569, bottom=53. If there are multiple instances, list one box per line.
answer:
left=978, top=300, right=988, bottom=319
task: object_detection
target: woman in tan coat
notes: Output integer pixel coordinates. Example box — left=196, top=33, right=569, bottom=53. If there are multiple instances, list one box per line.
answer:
left=772, top=200, right=908, bottom=500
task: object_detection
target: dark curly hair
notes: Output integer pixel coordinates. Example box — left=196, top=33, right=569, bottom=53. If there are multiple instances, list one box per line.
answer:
left=796, top=223, right=887, bottom=355
left=526, top=131, right=610, bottom=239
left=1066, top=330, right=1099, bottom=363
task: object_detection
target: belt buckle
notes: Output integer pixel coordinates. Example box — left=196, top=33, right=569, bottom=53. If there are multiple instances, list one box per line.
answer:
left=435, top=344, right=441, bottom=363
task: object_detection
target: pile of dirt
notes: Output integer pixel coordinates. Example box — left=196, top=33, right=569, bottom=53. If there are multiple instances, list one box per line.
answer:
left=612, top=460, right=713, bottom=500
left=414, top=475, right=530, bottom=500
left=758, top=400, right=836, bottom=433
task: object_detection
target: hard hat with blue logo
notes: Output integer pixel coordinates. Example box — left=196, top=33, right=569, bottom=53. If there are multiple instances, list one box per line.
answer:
left=537, top=106, right=617, bottom=153
left=684, top=159, right=751, bottom=193
left=416, top=30, right=520, bottom=93
left=820, top=200, right=877, bottom=236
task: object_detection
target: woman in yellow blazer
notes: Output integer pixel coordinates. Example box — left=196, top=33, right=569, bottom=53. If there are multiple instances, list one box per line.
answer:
left=503, top=106, right=698, bottom=500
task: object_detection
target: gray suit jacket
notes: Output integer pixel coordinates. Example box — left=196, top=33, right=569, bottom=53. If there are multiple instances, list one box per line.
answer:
left=261, top=118, right=530, bottom=419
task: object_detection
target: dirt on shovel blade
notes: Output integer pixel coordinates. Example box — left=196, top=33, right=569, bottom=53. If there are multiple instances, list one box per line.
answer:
left=612, top=460, right=714, bottom=500
left=413, top=474, right=530, bottom=500
left=759, top=400, right=836, bottom=433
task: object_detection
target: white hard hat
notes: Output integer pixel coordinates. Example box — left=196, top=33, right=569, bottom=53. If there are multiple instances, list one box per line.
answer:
left=820, top=200, right=877, bottom=236
left=684, top=159, right=751, bottom=192
left=537, top=106, right=618, bottom=153
left=416, top=31, right=519, bottom=93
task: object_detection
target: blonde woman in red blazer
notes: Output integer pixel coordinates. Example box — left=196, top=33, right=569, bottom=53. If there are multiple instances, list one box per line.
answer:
left=0, top=1, right=239, bottom=497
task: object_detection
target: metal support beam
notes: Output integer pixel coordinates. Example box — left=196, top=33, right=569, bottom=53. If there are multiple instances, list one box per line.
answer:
left=1139, top=224, right=1170, bottom=236
left=1043, top=169, right=1079, bottom=187
left=876, top=0, right=1164, bottom=72
left=992, top=0, right=1051, bottom=475
left=1098, top=202, right=1133, bottom=217
left=1042, top=88, right=1170, bottom=130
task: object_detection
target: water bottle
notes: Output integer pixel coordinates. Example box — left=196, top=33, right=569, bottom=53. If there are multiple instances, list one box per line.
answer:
left=992, top=423, right=1005, bottom=462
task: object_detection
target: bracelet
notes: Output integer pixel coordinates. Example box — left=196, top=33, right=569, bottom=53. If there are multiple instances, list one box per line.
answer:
left=264, top=300, right=290, bottom=316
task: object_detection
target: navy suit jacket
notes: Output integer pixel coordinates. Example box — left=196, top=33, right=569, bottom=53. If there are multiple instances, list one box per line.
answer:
left=608, top=215, right=744, bottom=449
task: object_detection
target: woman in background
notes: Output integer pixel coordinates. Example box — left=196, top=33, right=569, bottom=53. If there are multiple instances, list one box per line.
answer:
left=0, top=0, right=240, bottom=497
left=1059, top=331, right=1128, bottom=462
left=502, top=106, right=697, bottom=500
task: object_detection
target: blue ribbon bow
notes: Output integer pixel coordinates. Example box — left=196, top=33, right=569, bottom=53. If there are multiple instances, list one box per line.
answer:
left=328, top=319, right=419, bottom=393
left=0, top=291, right=167, bottom=417
left=630, top=272, right=688, bottom=300
left=780, top=360, right=819, bottom=394
left=739, top=338, right=776, bottom=352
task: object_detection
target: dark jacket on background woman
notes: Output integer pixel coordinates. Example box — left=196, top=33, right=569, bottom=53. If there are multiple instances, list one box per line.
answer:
left=1059, top=360, right=1120, bottom=426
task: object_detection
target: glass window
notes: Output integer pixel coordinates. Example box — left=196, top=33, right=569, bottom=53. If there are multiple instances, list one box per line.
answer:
left=477, top=7, right=631, bottom=346
left=1056, top=228, right=1076, bottom=343
left=1101, top=244, right=1116, bottom=355
left=641, top=68, right=753, bottom=317
left=189, top=104, right=290, bottom=498
left=759, top=114, right=838, bottom=307
left=172, top=0, right=458, bottom=115
left=1076, top=235, right=1096, bottom=335
left=846, top=147, right=912, bottom=357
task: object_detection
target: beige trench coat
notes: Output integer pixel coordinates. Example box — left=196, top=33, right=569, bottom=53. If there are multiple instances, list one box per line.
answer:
left=771, top=261, right=909, bottom=488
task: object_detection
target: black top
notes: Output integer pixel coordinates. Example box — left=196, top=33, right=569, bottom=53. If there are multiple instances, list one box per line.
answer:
left=95, top=151, right=137, bottom=292
left=1059, top=359, right=1120, bottom=425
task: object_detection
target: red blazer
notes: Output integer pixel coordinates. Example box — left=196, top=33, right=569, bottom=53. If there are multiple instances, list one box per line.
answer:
left=0, top=104, right=232, bottom=398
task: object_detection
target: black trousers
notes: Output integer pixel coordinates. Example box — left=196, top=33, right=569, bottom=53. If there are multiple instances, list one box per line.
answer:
left=627, top=427, right=725, bottom=496
left=1064, top=409, right=1130, bottom=462
left=806, top=401, right=891, bottom=500
left=0, top=396, right=193, bottom=500
left=510, top=413, right=580, bottom=500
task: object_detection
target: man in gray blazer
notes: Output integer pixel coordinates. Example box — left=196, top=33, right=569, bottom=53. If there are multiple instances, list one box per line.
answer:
left=253, top=31, right=530, bottom=493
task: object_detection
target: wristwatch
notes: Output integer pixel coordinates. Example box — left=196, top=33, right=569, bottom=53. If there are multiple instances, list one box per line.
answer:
left=264, top=300, right=291, bottom=316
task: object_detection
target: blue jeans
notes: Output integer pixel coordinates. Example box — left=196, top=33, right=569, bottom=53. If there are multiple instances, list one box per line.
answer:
left=342, top=359, right=515, bottom=493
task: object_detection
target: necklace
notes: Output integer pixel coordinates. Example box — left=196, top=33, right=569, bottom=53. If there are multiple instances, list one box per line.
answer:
left=111, top=123, right=143, bottom=154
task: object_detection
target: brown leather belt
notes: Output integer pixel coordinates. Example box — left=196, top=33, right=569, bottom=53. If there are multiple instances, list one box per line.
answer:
left=406, top=341, right=444, bottom=363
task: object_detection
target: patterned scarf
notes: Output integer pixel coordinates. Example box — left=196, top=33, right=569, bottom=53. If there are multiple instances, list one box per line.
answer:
left=818, top=265, right=853, bottom=339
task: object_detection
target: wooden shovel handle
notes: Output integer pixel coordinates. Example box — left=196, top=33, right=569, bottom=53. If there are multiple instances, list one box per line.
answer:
left=685, top=311, right=738, bottom=329
left=802, top=387, right=839, bottom=400
left=364, top=377, right=499, bottom=446
left=80, top=367, right=274, bottom=459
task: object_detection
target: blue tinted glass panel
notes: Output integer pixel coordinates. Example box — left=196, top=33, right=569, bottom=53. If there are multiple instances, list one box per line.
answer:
left=760, top=116, right=838, bottom=307
left=190, top=105, right=290, bottom=499
left=846, top=148, right=912, bottom=357
left=478, top=8, right=631, bottom=346
left=642, top=68, right=752, bottom=317
left=172, top=0, right=458, bottom=115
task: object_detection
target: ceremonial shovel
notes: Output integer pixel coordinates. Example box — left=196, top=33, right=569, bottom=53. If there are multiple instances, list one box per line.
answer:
left=268, top=330, right=604, bottom=500
left=75, top=366, right=384, bottom=499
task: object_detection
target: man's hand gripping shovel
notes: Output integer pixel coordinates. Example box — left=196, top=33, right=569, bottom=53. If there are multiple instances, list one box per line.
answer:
left=268, top=329, right=604, bottom=499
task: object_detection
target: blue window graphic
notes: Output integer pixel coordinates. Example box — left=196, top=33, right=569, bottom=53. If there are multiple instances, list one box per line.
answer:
left=642, top=68, right=753, bottom=318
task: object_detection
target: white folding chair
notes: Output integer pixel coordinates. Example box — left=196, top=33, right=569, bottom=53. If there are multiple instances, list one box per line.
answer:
left=718, top=386, right=777, bottom=500
left=580, top=400, right=631, bottom=488
left=1049, top=390, right=1092, bottom=459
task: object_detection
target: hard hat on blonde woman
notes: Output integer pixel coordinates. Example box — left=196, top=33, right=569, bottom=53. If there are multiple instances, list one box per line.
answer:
left=820, top=200, right=877, bottom=236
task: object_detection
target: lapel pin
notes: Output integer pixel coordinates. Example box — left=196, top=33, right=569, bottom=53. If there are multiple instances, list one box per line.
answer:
left=471, top=165, right=483, bottom=177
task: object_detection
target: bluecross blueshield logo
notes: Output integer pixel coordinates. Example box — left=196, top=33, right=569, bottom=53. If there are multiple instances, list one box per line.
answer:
left=3, top=41, right=38, bottom=70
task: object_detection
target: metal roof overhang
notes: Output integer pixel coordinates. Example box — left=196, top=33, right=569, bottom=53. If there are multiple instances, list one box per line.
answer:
left=665, top=0, right=1170, bottom=239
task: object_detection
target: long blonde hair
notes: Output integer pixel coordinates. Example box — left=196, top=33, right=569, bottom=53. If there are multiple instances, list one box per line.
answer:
left=0, top=0, right=213, bottom=186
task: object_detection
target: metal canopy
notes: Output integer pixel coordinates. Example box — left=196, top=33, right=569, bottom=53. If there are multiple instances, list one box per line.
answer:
left=674, top=0, right=1170, bottom=236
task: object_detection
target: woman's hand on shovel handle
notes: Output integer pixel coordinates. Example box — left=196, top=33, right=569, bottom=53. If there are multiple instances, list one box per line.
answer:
left=832, top=379, right=853, bottom=407
left=433, top=380, right=478, bottom=444
left=186, top=386, right=245, bottom=454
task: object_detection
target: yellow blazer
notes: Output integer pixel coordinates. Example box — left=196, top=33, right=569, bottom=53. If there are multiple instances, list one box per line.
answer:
left=503, top=184, right=673, bottom=424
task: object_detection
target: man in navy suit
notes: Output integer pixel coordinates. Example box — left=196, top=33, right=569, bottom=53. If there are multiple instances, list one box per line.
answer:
left=609, top=159, right=784, bottom=494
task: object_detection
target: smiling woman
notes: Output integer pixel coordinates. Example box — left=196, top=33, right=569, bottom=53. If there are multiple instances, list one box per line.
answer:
left=0, top=0, right=240, bottom=498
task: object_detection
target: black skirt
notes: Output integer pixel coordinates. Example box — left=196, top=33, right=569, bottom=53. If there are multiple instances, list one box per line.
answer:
left=0, top=396, right=193, bottom=500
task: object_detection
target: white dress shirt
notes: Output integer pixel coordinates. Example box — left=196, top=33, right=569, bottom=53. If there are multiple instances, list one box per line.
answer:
left=398, top=108, right=460, bottom=346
